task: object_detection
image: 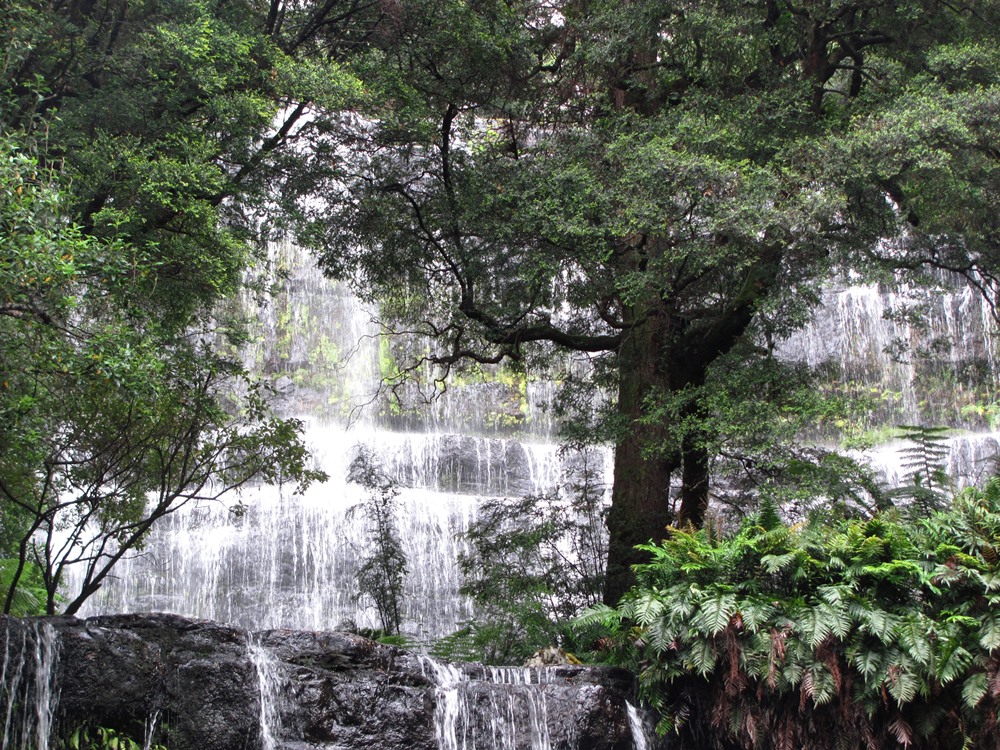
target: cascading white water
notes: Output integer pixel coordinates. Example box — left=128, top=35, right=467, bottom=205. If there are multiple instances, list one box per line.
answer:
left=779, top=276, right=997, bottom=428
left=64, top=239, right=608, bottom=638
left=248, top=638, right=285, bottom=750
left=143, top=708, right=162, bottom=750
left=62, top=248, right=1000, bottom=638
left=626, top=702, right=654, bottom=750
left=70, top=423, right=587, bottom=639
left=420, top=656, right=553, bottom=750
left=1, top=621, right=59, bottom=750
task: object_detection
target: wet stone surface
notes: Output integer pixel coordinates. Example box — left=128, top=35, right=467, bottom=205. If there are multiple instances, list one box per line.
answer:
left=2, top=613, right=645, bottom=750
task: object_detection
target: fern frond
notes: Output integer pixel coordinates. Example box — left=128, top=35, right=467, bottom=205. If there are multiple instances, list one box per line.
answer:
left=978, top=611, right=1000, bottom=651
left=633, top=593, right=666, bottom=626
left=898, top=614, right=934, bottom=667
left=888, top=716, right=914, bottom=748
left=692, top=592, right=737, bottom=635
left=886, top=658, right=920, bottom=705
left=575, top=603, right=622, bottom=630
left=686, top=638, right=717, bottom=677
left=961, top=672, right=988, bottom=708
left=936, top=640, right=973, bottom=684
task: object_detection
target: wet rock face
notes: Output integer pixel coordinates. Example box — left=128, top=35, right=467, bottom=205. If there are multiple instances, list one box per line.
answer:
left=2, top=613, right=641, bottom=750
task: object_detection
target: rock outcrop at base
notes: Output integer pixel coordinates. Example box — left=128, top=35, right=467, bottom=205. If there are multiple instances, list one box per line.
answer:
left=1, top=613, right=646, bottom=750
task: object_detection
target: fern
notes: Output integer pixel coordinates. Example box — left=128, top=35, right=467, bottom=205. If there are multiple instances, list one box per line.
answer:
left=587, top=485, right=1000, bottom=750
left=692, top=592, right=736, bottom=635
left=934, top=638, right=973, bottom=684
left=961, top=672, right=988, bottom=708
left=686, top=637, right=717, bottom=676
left=978, top=611, right=1000, bottom=651
left=886, top=658, right=920, bottom=704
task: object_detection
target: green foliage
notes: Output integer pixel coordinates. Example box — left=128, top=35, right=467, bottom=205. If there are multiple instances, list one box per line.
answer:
left=347, top=446, right=407, bottom=635
left=451, top=449, right=607, bottom=664
left=299, top=0, right=1000, bottom=606
left=0, top=559, right=47, bottom=616
left=888, top=425, right=952, bottom=514
left=0, top=0, right=367, bottom=617
left=0, top=133, right=325, bottom=615
left=62, top=723, right=165, bottom=750
left=582, top=481, right=1000, bottom=749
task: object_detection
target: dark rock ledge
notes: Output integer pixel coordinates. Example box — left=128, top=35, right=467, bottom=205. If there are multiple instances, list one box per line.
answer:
left=1, top=613, right=644, bottom=750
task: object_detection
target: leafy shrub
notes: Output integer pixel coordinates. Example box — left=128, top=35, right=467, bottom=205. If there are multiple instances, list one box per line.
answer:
left=347, top=446, right=407, bottom=635
left=580, top=485, right=1000, bottom=750
left=449, top=452, right=608, bottom=664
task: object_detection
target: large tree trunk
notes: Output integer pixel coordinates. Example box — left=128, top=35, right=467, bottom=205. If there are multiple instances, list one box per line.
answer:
left=603, top=318, right=676, bottom=605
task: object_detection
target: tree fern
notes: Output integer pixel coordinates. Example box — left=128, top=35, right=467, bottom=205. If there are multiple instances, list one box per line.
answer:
left=889, top=425, right=952, bottom=513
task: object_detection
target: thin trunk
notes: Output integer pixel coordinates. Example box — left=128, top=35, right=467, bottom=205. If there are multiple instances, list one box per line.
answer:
left=678, top=438, right=710, bottom=527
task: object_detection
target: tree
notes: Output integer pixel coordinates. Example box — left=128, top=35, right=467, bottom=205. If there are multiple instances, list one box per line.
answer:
left=0, top=0, right=388, bottom=613
left=0, top=134, right=324, bottom=614
left=296, top=0, right=1000, bottom=602
left=347, top=446, right=407, bottom=635
left=454, top=446, right=608, bottom=663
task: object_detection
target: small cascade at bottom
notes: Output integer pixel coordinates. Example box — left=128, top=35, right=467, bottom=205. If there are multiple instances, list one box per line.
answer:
left=1, top=620, right=60, bottom=750
left=420, top=657, right=553, bottom=750
left=248, top=637, right=286, bottom=750
left=626, top=702, right=655, bottom=750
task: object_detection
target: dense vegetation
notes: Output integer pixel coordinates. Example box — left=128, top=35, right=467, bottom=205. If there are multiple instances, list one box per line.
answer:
left=582, top=481, right=1000, bottom=749
left=0, top=0, right=360, bottom=612
left=298, top=0, right=1000, bottom=602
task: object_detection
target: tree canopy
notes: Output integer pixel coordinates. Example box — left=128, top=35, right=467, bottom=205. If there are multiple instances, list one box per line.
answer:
left=2, top=0, right=997, bottom=616
left=295, top=0, right=1000, bottom=602
left=0, top=0, right=379, bottom=612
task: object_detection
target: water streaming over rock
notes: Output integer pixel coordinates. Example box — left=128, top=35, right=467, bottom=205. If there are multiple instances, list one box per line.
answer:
left=626, top=702, right=653, bottom=750
left=248, top=637, right=285, bottom=750
left=1, top=620, right=59, bottom=750
left=778, top=275, right=998, bottom=428
left=62, top=248, right=1000, bottom=637
left=420, top=656, right=555, bottom=750
left=70, top=423, right=590, bottom=639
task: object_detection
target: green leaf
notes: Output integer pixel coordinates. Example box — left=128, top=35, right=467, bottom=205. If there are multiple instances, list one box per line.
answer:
left=961, top=672, right=988, bottom=708
left=978, top=611, right=1000, bottom=651
left=692, top=592, right=736, bottom=635
left=686, top=638, right=717, bottom=677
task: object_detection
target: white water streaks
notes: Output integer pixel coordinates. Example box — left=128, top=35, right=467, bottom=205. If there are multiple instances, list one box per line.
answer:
left=420, top=656, right=553, bottom=750
left=1, top=621, right=59, bottom=750
left=777, top=276, right=997, bottom=426
left=248, top=637, right=286, bottom=750
left=65, top=421, right=603, bottom=639
left=626, top=702, right=655, bottom=750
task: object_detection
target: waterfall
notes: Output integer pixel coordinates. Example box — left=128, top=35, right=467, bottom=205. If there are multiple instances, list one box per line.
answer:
left=626, top=702, right=655, bottom=750
left=69, top=425, right=592, bottom=639
left=248, top=637, right=285, bottom=750
left=420, top=656, right=553, bottom=750
left=60, top=249, right=999, bottom=638
left=778, top=276, right=997, bottom=429
left=1, top=620, right=60, bottom=750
